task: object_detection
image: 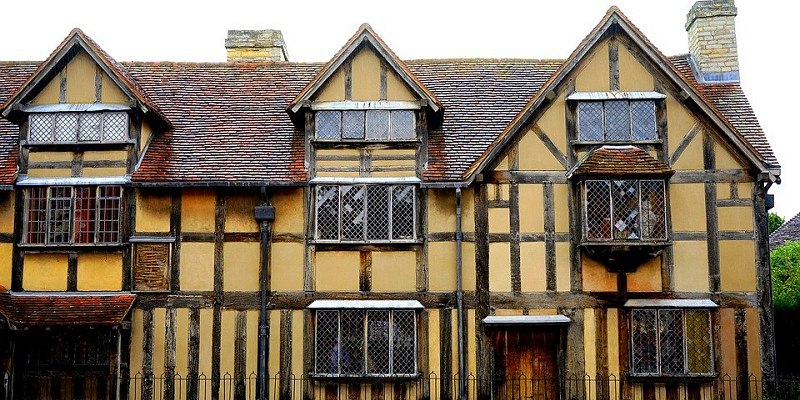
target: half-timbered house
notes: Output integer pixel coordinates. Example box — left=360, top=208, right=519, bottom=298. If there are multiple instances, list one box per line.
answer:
left=0, top=1, right=780, bottom=399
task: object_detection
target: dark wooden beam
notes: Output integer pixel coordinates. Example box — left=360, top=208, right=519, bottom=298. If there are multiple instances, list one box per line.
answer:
left=509, top=182, right=521, bottom=294
left=234, top=311, right=247, bottom=400
left=164, top=308, right=177, bottom=400
left=474, top=184, right=491, bottom=397
left=703, top=132, right=720, bottom=292
left=187, top=308, right=200, bottom=400
left=439, top=308, right=452, bottom=400
left=279, top=310, right=292, bottom=400
left=609, top=37, right=620, bottom=91
left=67, top=252, right=78, bottom=291
left=544, top=182, right=557, bottom=291
left=170, top=191, right=182, bottom=291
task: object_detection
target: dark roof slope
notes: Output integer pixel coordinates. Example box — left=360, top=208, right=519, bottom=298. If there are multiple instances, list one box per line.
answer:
left=0, top=292, right=136, bottom=327
left=0, top=62, right=37, bottom=186
left=771, top=212, right=800, bottom=250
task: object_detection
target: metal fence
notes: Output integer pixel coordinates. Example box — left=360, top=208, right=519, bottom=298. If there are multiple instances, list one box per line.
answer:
left=13, top=373, right=800, bottom=400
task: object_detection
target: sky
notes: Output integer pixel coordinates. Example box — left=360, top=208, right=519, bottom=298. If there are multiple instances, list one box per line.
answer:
left=1, top=0, right=797, bottom=219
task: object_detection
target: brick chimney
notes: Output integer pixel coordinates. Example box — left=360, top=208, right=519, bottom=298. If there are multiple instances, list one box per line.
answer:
left=225, top=30, right=289, bottom=62
left=685, top=0, right=739, bottom=82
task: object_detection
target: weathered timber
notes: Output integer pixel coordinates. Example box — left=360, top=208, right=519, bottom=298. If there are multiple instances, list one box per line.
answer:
left=359, top=251, right=372, bottom=292
left=609, top=36, right=620, bottom=91
left=235, top=311, right=247, bottom=400
left=439, top=308, right=453, bottom=400
left=485, top=171, right=568, bottom=184
left=67, top=252, right=78, bottom=291
left=474, top=184, right=491, bottom=398
left=187, top=308, right=200, bottom=400
left=170, top=191, right=181, bottom=291
left=417, top=187, right=428, bottom=292
left=595, top=308, right=609, bottom=400
left=754, top=181, right=777, bottom=394
left=669, top=124, right=701, bottom=166
left=164, top=308, right=177, bottom=400
left=533, top=125, right=569, bottom=169
left=703, top=132, right=720, bottom=292
left=71, top=151, right=82, bottom=177
left=279, top=310, right=292, bottom=400
left=544, top=182, right=557, bottom=291
left=734, top=308, right=749, bottom=400
left=142, top=308, right=154, bottom=400
left=509, top=182, right=521, bottom=294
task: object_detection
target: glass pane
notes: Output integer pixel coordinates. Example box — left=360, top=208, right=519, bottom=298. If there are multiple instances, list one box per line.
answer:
left=341, top=185, right=365, bottom=241
left=79, top=113, right=101, bottom=141
left=73, top=186, right=97, bottom=244
left=54, top=113, right=78, bottom=142
left=640, top=180, right=666, bottom=240
left=25, top=187, right=48, bottom=244
left=392, top=310, right=416, bottom=374
left=631, top=309, right=658, bottom=374
left=391, top=110, right=415, bottom=140
left=631, top=101, right=657, bottom=140
left=102, top=112, right=129, bottom=141
left=315, top=111, right=341, bottom=140
left=315, top=311, right=340, bottom=374
left=391, top=186, right=415, bottom=240
left=342, top=110, right=365, bottom=139
left=659, top=309, right=686, bottom=375
left=29, top=114, right=53, bottom=142
left=366, top=186, right=389, bottom=241
left=366, top=110, right=390, bottom=140
left=605, top=101, right=630, bottom=141
left=686, top=310, right=713, bottom=374
left=585, top=181, right=612, bottom=240
left=96, top=186, right=122, bottom=243
left=612, top=180, right=640, bottom=239
left=367, top=310, right=391, bottom=374
left=48, top=187, right=73, bottom=244
left=315, top=186, right=339, bottom=240
left=577, top=102, right=603, bottom=141
left=340, top=310, right=365, bottom=375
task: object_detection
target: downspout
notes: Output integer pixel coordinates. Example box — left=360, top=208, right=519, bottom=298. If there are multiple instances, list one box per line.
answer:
left=455, top=187, right=468, bottom=400
left=254, top=187, right=275, bottom=400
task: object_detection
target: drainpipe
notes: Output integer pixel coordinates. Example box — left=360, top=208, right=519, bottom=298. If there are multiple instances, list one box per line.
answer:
left=455, top=187, right=468, bottom=400
left=254, top=187, right=275, bottom=400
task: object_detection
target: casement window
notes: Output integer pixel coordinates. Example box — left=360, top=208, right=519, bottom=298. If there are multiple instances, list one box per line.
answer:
left=314, top=309, right=417, bottom=377
left=631, top=309, right=713, bottom=376
left=584, top=179, right=666, bottom=241
left=27, top=112, right=129, bottom=143
left=315, top=110, right=416, bottom=140
left=577, top=100, right=656, bottom=142
left=315, top=185, right=416, bottom=242
left=23, top=186, right=122, bottom=245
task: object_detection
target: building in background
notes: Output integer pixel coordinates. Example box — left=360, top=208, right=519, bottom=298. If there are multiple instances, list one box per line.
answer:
left=0, top=0, right=780, bottom=399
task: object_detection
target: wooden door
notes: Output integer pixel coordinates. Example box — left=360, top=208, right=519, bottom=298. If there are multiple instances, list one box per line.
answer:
left=492, top=327, right=560, bottom=400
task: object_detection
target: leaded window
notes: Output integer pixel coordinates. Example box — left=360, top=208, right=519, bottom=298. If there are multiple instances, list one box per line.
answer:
left=315, top=184, right=416, bottom=242
left=314, top=309, right=417, bottom=377
left=577, top=100, right=656, bottom=142
left=584, top=179, right=666, bottom=241
left=23, top=186, right=123, bottom=245
left=27, top=112, right=129, bottom=143
left=631, top=309, right=713, bottom=376
left=315, top=110, right=416, bottom=140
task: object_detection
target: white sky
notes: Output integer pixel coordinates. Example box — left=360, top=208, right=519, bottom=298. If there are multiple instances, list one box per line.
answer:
left=1, top=0, right=797, bottom=220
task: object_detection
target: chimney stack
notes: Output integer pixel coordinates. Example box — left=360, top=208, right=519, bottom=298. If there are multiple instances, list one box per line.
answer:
left=685, top=0, right=739, bottom=82
left=225, top=30, right=289, bottom=62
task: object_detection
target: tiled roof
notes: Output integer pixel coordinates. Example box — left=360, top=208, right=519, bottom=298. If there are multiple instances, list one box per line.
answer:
left=770, top=212, right=800, bottom=251
left=0, top=292, right=136, bottom=327
left=0, top=62, right=37, bottom=186
left=570, top=145, right=673, bottom=177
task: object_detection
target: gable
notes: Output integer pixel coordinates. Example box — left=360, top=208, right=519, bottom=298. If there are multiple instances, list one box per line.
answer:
left=29, top=49, right=129, bottom=106
left=315, top=45, right=417, bottom=102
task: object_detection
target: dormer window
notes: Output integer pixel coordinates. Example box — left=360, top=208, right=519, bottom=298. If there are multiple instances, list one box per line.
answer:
left=28, top=112, right=129, bottom=144
left=584, top=179, right=666, bottom=241
left=569, top=92, right=665, bottom=143
left=315, top=109, right=415, bottom=141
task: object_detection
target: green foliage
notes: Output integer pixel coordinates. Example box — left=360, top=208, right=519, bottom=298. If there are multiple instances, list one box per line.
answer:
left=772, top=241, right=800, bottom=309
left=770, top=212, right=786, bottom=234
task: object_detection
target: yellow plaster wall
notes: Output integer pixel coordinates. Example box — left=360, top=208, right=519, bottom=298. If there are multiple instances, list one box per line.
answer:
left=179, top=242, right=215, bottom=291
left=626, top=256, right=661, bottom=292
left=82, top=167, right=127, bottom=177
left=28, top=151, right=74, bottom=162
left=672, top=241, right=709, bottom=292
left=247, top=310, right=259, bottom=375
left=291, top=310, right=304, bottom=376
left=270, top=243, right=305, bottom=291
left=315, top=251, right=360, bottom=291
left=315, top=69, right=346, bottom=101
left=715, top=140, right=745, bottom=170
left=462, top=242, right=476, bottom=291
left=152, top=308, right=166, bottom=376
left=520, top=242, right=546, bottom=292
left=181, top=188, right=216, bottom=233
left=666, top=98, right=698, bottom=158
left=140, top=122, right=153, bottom=152
left=535, top=94, right=567, bottom=155
left=607, top=309, right=620, bottom=376
left=746, top=308, right=762, bottom=381
left=76, top=253, right=122, bottom=291
left=225, top=192, right=259, bottom=233
left=0, top=244, right=12, bottom=288
left=719, top=240, right=756, bottom=292
left=717, top=206, right=754, bottom=231
left=554, top=184, right=570, bottom=233
left=0, top=193, right=14, bottom=233
left=84, top=150, right=127, bottom=161
left=428, top=189, right=456, bottom=232
left=100, top=70, right=129, bottom=104
left=467, top=309, right=476, bottom=375
left=175, top=309, right=189, bottom=376
left=65, top=51, right=97, bottom=103
left=518, top=184, right=544, bottom=233
left=575, top=41, right=610, bottom=92
left=582, top=255, right=617, bottom=292
left=556, top=242, right=571, bottom=291
left=670, top=184, right=707, bottom=231
left=671, top=129, right=705, bottom=170
left=27, top=168, right=71, bottom=178
left=719, top=308, right=737, bottom=378
left=220, top=310, right=236, bottom=377
left=223, top=242, right=260, bottom=291
left=515, top=126, right=565, bottom=171
left=371, top=251, right=416, bottom=291
left=30, top=73, right=60, bottom=105
left=489, top=243, right=511, bottom=292
left=136, top=190, right=172, bottom=233
left=618, top=43, right=655, bottom=91
left=584, top=308, right=597, bottom=378
left=488, top=208, right=510, bottom=233
left=268, top=311, right=280, bottom=380
left=270, top=188, right=304, bottom=234
left=385, top=66, right=416, bottom=101
left=23, top=253, right=68, bottom=290
left=199, top=308, right=214, bottom=377
left=351, top=49, right=381, bottom=101
left=738, top=182, right=752, bottom=200
left=428, top=309, right=440, bottom=373
left=129, top=309, right=143, bottom=378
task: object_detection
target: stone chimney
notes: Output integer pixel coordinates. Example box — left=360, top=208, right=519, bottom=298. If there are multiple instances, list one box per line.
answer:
left=685, top=0, right=739, bottom=82
left=225, top=30, right=289, bottom=62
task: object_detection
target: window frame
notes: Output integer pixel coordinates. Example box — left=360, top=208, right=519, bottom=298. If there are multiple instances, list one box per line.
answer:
left=314, top=109, right=417, bottom=142
left=574, top=99, right=659, bottom=143
left=629, top=308, right=715, bottom=378
left=22, top=185, right=124, bottom=246
left=27, top=111, right=130, bottom=144
left=314, top=184, right=418, bottom=244
left=582, top=179, right=668, bottom=242
left=313, top=308, right=419, bottom=378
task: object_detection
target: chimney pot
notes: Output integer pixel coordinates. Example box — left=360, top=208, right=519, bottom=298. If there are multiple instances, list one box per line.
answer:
left=225, top=30, right=289, bottom=62
left=686, top=0, right=739, bottom=82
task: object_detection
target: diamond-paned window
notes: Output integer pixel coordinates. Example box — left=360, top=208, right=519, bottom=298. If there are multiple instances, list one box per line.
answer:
left=584, top=180, right=666, bottom=241
left=23, top=186, right=123, bottom=245
left=631, top=309, right=713, bottom=376
left=315, top=110, right=416, bottom=140
left=577, top=100, right=657, bottom=142
left=314, top=309, right=417, bottom=377
left=27, top=112, right=129, bottom=143
left=314, top=184, right=416, bottom=243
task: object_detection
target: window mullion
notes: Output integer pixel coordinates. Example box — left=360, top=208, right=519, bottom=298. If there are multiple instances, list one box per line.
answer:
left=655, top=309, right=662, bottom=375
left=337, top=187, right=343, bottom=242
left=94, top=186, right=101, bottom=244
left=44, top=188, right=52, bottom=245
left=69, top=187, right=75, bottom=244
left=362, top=185, right=368, bottom=242
left=637, top=181, right=643, bottom=240
left=388, top=310, right=394, bottom=376
left=682, top=310, right=689, bottom=375
left=49, top=114, right=56, bottom=143
left=608, top=180, right=614, bottom=240
left=363, top=310, right=369, bottom=375
left=388, top=186, right=393, bottom=241
left=337, top=311, right=342, bottom=375
left=627, top=101, right=634, bottom=141
left=99, top=113, right=105, bottom=142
